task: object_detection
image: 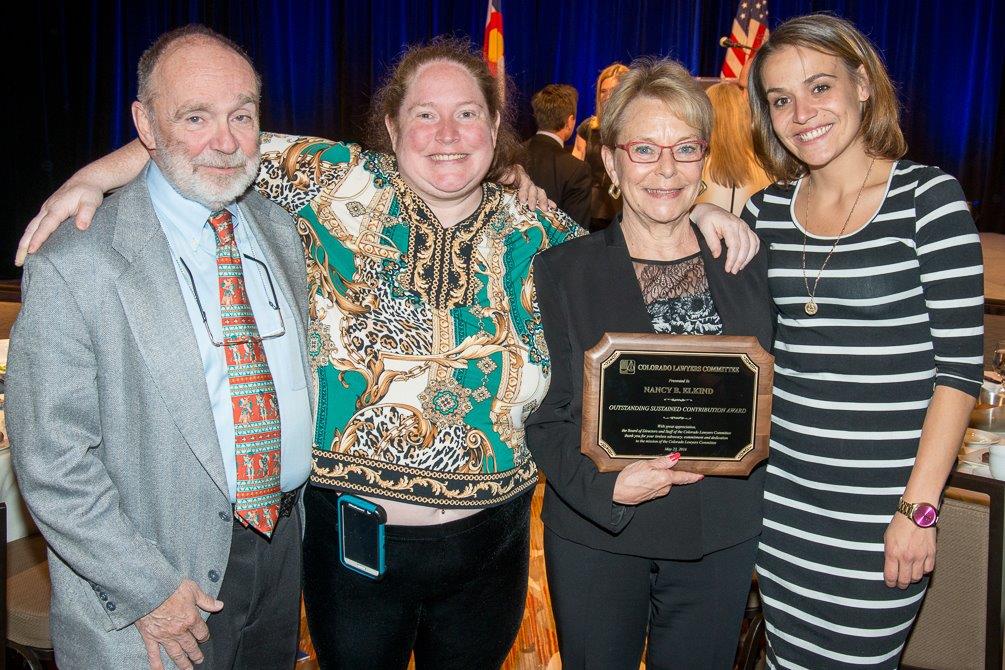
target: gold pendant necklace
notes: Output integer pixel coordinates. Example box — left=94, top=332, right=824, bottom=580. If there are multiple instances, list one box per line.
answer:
left=801, top=158, right=876, bottom=316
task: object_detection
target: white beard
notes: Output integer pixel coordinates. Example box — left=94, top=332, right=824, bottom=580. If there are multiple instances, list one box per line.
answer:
left=152, top=131, right=260, bottom=211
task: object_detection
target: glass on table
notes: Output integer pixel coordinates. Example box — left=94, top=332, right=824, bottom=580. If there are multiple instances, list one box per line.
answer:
left=993, top=340, right=1005, bottom=383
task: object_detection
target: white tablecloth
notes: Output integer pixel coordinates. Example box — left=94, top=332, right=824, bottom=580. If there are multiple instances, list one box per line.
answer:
left=0, top=339, right=39, bottom=540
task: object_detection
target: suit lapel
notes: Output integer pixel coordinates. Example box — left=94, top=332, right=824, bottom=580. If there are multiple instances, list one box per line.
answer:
left=694, top=225, right=744, bottom=337
left=598, top=221, right=656, bottom=334
left=112, top=177, right=229, bottom=495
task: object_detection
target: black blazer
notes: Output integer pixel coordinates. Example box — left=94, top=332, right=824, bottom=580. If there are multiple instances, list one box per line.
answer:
left=526, top=219, right=774, bottom=559
left=523, top=133, right=592, bottom=229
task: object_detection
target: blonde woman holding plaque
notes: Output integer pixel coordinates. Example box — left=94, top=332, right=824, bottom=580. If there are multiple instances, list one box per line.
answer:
left=526, top=58, right=773, bottom=670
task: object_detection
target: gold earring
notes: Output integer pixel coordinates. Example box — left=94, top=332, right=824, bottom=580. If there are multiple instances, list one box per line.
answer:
left=698, top=180, right=707, bottom=197
left=608, top=183, right=621, bottom=199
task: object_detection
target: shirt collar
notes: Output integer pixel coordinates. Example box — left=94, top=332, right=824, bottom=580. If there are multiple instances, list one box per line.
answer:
left=535, top=130, right=565, bottom=147
left=146, top=162, right=241, bottom=245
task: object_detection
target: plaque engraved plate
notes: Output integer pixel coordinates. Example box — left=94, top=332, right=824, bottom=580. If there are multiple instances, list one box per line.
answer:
left=581, top=333, right=773, bottom=476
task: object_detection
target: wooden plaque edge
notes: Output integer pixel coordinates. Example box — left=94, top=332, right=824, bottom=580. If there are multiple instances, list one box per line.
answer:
left=581, top=333, right=773, bottom=476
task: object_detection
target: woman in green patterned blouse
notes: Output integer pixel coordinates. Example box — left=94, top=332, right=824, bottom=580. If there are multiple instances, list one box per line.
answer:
left=266, top=39, right=582, bottom=667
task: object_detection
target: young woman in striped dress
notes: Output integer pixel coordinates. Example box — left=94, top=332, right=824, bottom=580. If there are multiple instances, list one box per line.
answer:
left=741, top=14, right=984, bottom=669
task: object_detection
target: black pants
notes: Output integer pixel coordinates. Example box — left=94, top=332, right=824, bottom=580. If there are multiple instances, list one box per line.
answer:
left=200, top=505, right=303, bottom=669
left=545, top=528, right=757, bottom=670
left=302, top=486, right=531, bottom=670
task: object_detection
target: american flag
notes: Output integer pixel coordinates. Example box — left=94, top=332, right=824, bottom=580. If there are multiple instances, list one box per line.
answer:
left=483, top=0, right=505, bottom=80
left=720, top=0, right=769, bottom=79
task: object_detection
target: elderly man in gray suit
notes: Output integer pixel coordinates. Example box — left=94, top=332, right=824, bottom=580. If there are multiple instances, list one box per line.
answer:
left=7, top=25, right=311, bottom=670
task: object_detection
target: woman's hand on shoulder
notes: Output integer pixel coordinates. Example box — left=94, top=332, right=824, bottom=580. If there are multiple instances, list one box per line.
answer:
left=883, top=512, right=936, bottom=589
left=690, top=202, right=760, bottom=274
left=499, top=164, right=555, bottom=212
left=17, top=176, right=105, bottom=266
left=612, top=453, right=703, bottom=505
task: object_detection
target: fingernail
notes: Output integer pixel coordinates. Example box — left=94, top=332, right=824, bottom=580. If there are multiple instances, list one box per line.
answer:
left=668, top=452, right=680, bottom=463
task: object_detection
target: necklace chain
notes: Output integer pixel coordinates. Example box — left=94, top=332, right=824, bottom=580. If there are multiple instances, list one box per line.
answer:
left=800, top=158, right=876, bottom=316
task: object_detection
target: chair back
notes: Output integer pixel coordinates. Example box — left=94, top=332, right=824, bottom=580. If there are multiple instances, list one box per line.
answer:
left=902, top=473, right=1004, bottom=669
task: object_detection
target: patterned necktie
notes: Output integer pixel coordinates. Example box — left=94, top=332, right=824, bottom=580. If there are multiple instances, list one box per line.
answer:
left=208, top=210, right=282, bottom=537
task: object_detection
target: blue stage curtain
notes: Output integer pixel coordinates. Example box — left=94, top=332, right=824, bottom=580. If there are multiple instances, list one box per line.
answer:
left=7, top=0, right=1002, bottom=278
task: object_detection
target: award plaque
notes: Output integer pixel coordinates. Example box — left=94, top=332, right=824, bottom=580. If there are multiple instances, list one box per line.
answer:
left=581, top=333, right=773, bottom=476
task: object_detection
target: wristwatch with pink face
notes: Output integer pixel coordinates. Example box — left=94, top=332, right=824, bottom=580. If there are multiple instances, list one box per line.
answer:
left=897, top=498, right=939, bottom=528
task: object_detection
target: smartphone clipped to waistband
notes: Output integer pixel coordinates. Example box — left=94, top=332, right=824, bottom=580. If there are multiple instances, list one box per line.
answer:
left=337, top=494, right=387, bottom=580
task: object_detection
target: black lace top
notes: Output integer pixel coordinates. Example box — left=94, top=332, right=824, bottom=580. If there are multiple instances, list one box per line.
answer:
left=631, top=253, right=723, bottom=335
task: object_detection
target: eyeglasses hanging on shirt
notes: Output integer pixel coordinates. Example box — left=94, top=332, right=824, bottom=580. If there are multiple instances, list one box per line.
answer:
left=177, top=254, right=286, bottom=346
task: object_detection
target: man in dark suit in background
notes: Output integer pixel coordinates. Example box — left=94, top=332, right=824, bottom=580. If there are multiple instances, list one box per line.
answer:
left=524, top=84, right=592, bottom=229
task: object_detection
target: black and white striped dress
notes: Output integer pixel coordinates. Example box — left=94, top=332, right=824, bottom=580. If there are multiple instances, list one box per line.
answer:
left=742, top=161, right=984, bottom=669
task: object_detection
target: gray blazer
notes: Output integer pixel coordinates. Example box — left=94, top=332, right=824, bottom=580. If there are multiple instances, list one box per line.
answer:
left=6, top=174, right=310, bottom=669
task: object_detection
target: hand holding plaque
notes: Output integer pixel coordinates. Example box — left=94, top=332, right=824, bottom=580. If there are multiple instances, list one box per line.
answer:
left=581, top=333, right=773, bottom=476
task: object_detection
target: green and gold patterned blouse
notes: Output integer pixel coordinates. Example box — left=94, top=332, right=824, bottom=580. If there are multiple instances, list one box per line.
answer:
left=257, top=134, right=582, bottom=508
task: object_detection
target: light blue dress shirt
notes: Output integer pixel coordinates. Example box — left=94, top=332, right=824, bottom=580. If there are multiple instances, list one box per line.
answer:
left=147, top=163, right=311, bottom=501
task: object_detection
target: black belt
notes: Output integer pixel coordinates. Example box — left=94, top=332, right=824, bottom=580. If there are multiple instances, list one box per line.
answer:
left=232, top=488, right=300, bottom=525
left=278, top=488, right=299, bottom=518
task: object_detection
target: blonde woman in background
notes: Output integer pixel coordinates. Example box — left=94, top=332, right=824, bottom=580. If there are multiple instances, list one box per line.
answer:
left=573, top=62, right=629, bottom=231
left=698, top=80, right=770, bottom=216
